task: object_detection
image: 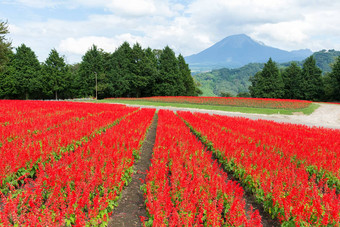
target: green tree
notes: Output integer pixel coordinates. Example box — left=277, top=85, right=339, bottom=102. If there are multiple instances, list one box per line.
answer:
left=282, top=62, right=303, bottom=99
left=0, top=50, right=17, bottom=99
left=249, top=71, right=262, bottom=98
left=327, top=56, right=340, bottom=101
left=142, top=47, right=158, bottom=97
left=40, top=49, right=69, bottom=99
left=77, top=45, right=105, bottom=98
left=108, top=42, right=133, bottom=97
left=249, top=58, right=284, bottom=98
left=236, top=92, right=251, bottom=97
left=154, top=46, right=181, bottom=96
left=12, top=44, right=41, bottom=99
left=0, top=20, right=11, bottom=71
left=129, top=43, right=151, bottom=97
left=220, top=91, right=233, bottom=97
left=66, top=63, right=81, bottom=99
left=301, top=56, right=324, bottom=101
left=178, top=54, right=196, bottom=96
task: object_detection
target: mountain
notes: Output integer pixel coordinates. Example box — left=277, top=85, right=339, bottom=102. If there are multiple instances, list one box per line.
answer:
left=185, top=34, right=313, bottom=72
left=193, top=49, right=340, bottom=97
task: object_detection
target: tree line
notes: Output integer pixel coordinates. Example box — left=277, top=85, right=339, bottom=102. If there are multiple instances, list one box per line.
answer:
left=0, top=21, right=200, bottom=100
left=249, top=56, right=340, bottom=101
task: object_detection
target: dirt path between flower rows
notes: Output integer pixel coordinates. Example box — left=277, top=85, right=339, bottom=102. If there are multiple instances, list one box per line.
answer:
left=108, top=111, right=279, bottom=227
left=108, top=114, right=158, bottom=227
left=115, top=103, right=340, bottom=129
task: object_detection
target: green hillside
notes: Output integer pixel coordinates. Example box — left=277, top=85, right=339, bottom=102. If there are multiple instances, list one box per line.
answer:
left=194, top=50, right=340, bottom=97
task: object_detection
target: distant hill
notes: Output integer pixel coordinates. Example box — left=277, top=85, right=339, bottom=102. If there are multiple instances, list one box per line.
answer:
left=194, top=49, right=340, bottom=97
left=185, top=34, right=312, bottom=72
left=282, top=49, right=340, bottom=73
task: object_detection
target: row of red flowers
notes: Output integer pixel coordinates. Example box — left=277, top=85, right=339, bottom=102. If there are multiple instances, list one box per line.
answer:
left=0, top=106, right=155, bottom=225
left=143, top=110, right=262, bottom=226
left=198, top=114, right=340, bottom=192
left=0, top=101, right=138, bottom=196
left=107, top=96, right=312, bottom=109
left=178, top=111, right=340, bottom=226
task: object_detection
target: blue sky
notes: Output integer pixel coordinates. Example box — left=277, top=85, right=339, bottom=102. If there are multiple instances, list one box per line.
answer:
left=1, top=0, right=340, bottom=64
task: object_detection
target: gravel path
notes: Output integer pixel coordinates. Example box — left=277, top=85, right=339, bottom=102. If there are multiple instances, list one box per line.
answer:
left=117, top=103, right=340, bottom=130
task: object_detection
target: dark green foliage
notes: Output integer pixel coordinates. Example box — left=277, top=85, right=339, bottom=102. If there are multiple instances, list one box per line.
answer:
left=196, top=50, right=340, bottom=99
left=0, top=50, right=16, bottom=99
left=142, top=48, right=158, bottom=97
left=178, top=54, right=196, bottom=96
left=77, top=45, right=105, bottom=98
left=325, top=56, right=340, bottom=101
left=129, top=43, right=156, bottom=98
left=12, top=44, right=41, bottom=99
left=220, top=92, right=233, bottom=97
left=0, top=20, right=11, bottom=72
left=0, top=37, right=199, bottom=99
left=282, top=62, right=303, bottom=99
left=236, top=92, right=251, bottom=97
left=154, top=46, right=183, bottom=96
left=300, top=56, right=324, bottom=101
left=194, top=63, right=264, bottom=96
left=40, top=49, right=70, bottom=99
left=249, top=57, right=325, bottom=101
left=249, top=58, right=284, bottom=98
left=108, top=42, right=133, bottom=97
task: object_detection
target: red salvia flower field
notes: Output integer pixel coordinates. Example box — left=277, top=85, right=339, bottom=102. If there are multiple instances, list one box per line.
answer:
left=107, top=96, right=312, bottom=109
left=0, top=99, right=339, bottom=226
left=178, top=111, right=340, bottom=226
left=143, top=110, right=261, bottom=226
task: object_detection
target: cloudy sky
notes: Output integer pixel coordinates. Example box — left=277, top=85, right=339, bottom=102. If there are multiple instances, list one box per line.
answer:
left=1, top=0, right=340, bottom=64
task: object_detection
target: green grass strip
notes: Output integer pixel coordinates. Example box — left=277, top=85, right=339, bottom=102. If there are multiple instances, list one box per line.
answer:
left=94, top=99, right=319, bottom=116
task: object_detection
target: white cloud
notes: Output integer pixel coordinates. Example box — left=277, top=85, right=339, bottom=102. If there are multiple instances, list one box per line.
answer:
left=3, top=0, right=340, bottom=63
left=183, top=0, right=340, bottom=51
left=106, top=0, right=158, bottom=17
left=59, top=34, right=145, bottom=55
left=14, top=0, right=69, bottom=8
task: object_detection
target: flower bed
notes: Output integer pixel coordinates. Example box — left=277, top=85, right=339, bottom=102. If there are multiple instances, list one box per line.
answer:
left=178, top=111, right=340, bottom=226
left=0, top=108, right=155, bottom=226
left=107, top=96, right=312, bottom=109
left=143, top=110, right=261, bottom=226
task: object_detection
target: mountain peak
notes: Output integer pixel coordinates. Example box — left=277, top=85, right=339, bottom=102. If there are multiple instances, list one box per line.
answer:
left=216, top=34, right=256, bottom=48
left=185, top=34, right=312, bottom=71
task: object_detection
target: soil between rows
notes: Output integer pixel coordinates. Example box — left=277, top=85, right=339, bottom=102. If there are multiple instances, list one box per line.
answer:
left=108, top=111, right=280, bottom=227
left=108, top=113, right=158, bottom=227
left=187, top=125, right=281, bottom=227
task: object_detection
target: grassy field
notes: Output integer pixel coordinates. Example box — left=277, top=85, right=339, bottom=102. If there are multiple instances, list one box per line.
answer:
left=95, top=99, right=320, bottom=115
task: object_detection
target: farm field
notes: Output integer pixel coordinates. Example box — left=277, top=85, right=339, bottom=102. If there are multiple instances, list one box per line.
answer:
left=0, top=100, right=339, bottom=226
left=101, top=96, right=318, bottom=115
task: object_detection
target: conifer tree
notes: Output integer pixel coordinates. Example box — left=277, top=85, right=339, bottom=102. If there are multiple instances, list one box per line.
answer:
left=108, top=42, right=133, bottom=97
left=282, top=62, right=303, bottom=99
left=154, top=46, right=181, bottom=96
left=178, top=54, right=196, bottom=96
left=12, top=44, right=41, bottom=99
left=301, top=56, right=323, bottom=101
left=41, top=49, right=69, bottom=99
left=0, top=20, right=11, bottom=71
left=77, top=45, right=105, bottom=98
left=249, top=58, right=284, bottom=98
left=328, top=56, right=340, bottom=100
left=142, top=47, right=157, bottom=97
